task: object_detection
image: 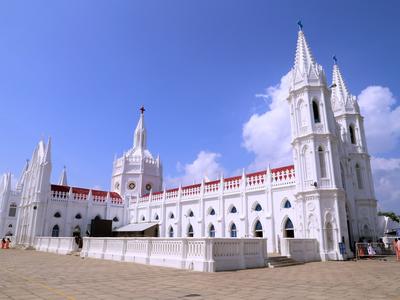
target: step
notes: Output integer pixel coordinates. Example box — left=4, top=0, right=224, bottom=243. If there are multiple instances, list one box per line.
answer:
left=265, top=256, right=304, bottom=268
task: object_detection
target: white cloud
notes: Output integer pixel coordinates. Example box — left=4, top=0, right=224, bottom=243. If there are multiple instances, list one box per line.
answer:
left=358, top=86, right=400, bottom=154
left=165, top=151, right=224, bottom=188
left=371, top=157, right=400, bottom=213
left=242, top=72, right=292, bottom=170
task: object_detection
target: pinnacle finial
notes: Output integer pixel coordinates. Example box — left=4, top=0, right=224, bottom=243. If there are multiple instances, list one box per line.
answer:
left=333, top=55, right=338, bottom=65
left=140, top=106, right=145, bottom=115
left=297, top=20, right=303, bottom=31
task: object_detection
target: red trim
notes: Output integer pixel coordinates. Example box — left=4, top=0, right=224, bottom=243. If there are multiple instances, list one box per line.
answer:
left=246, top=170, right=267, bottom=177
left=182, top=183, right=201, bottom=190
left=205, top=180, right=219, bottom=185
left=271, top=165, right=294, bottom=173
left=51, top=184, right=69, bottom=193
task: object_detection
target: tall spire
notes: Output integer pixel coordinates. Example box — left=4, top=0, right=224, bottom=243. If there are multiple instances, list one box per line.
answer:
left=16, top=159, right=29, bottom=191
left=291, top=22, right=325, bottom=89
left=331, top=59, right=358, bottom=113
left=133, top=107, right=147, bottom=150
left=58, top=166, right=68, bottom=186
left=294, top=27, right=316, bottom=74
left=43, top=137, right=52, bottom=164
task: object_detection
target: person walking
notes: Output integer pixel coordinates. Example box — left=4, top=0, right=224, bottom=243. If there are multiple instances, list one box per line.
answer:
left=1, top=238, right=5, bottom=249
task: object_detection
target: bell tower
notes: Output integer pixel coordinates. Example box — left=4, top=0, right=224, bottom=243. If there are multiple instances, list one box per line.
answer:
left=287, top=23, right=350, bottom=260
left=111, top=107, right=163, bottom=201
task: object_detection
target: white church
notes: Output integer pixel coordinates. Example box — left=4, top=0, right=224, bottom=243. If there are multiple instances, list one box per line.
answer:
left=0, top=26, right=378, bottom=261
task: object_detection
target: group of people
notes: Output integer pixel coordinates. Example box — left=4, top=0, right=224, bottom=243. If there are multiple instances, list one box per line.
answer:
left=1, top=237, right=11, bottom=249
left=393, top=238, right=400, bottom=261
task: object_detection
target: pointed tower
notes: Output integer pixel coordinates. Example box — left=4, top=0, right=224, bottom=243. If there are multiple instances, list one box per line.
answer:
left=111, top=107, right=163, bottom=199
left=58, top=166, right=68, bottom=186
left=330, top=59, right=377, bottom=242
left=287, top=23, right=349, bottom=260
left=16, top=160, right=29, bottom=191
left=15, top=138, right=52, bottom=246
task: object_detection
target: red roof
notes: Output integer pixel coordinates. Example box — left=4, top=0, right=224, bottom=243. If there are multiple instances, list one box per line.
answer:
left=50, top=184, right=122, bottom=202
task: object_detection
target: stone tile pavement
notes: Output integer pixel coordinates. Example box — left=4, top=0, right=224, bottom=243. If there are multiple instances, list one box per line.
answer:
left=0, top=249, right=399, bottom=300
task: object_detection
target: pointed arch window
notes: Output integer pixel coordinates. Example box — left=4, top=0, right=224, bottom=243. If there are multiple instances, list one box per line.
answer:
left=188, top=210, right=194, bottom=217
left=54, top=212, right=61, bottom=218
left=154, top=214, right=159, bottom=221
left=312, top=101, right=321, bottom=123
left=187, top=224, right=194, bottom=237
left=254, top=203, right=262, bottom=212
left=349, top=125, right=356, bottom=144
left=94, top=215, right=101, bottom=220
left=209, top=208, right=216, bottom=216
left=168, top=226, right=174, bottom=237
left=8, top=224, right=12, bottom=228
left=75, top=213, right=82, bottom=219
left=169, top=212, right=175, bottom=219
left=254, top=220, right=263, bottom=237
left=52, top=225, right=60, bottom=237
left=318, top=146, right=327, bottom=178
left=112, top=216, right=119, bottom=222
left=355, top=164, right=363, bottom=189
left=209, top=224, right=215, bottom=237
left=229, top=206, right=237, bottom=214
left=283, top=200, right=292, bottom=208
left=284, top=218, right=294, bottom=238
left=230, top=223, right=237, bottom=237
left=8, top=203, right=17, bottom=217
left=140, top=215, right=145, bottom=221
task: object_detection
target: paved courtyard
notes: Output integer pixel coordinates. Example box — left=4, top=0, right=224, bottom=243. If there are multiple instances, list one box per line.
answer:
left=0, top=249, right=399, bottom=300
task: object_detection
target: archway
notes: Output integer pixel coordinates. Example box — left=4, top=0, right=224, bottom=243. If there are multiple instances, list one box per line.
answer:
left=283, top=218, right=294, bottom=238
left=52, top=225, right=60, bottom=237
left=254, top=220, right=263, bottom=237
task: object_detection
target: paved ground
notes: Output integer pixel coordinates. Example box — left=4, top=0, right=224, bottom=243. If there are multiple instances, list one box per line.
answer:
left=0, top=249, right=399, bottom=300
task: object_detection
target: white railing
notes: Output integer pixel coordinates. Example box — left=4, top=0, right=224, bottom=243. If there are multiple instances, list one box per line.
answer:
left=280, top=238, right=320, bottom=262
left=34, top=237, right=78, bottom=255
left=80, top=237, right=267, bottom=272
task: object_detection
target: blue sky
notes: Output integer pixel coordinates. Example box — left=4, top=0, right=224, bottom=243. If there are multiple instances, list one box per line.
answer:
left=1, top=1, right=399, bottom=212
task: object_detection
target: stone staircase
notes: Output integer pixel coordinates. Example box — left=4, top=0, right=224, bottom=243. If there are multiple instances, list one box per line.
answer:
left=266, top=255, right=304, bottom=268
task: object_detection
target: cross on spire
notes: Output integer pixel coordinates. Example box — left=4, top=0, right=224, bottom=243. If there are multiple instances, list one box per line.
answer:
left=297, top=20, right=303, bottom=31
left=140, top=106, right=145, bottom=114
left=333, top=55, right=338, bottom=65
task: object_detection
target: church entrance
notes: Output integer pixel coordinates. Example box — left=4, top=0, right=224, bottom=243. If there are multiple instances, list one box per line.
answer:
left=254, top=220, right=263, bottom=237
left=284, top=218, right=294, bottom=238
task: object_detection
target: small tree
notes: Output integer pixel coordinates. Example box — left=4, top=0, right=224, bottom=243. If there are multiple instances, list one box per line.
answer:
left=378, top=211, right=400, bottom=223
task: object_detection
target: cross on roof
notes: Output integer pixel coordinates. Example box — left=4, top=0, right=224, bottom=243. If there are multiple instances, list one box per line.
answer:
left=140, top=106, right=145, bottom=114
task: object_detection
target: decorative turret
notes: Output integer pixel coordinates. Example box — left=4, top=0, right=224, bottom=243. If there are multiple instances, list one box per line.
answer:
left=331, top=58, right=359, bottom=115
left=58, top=166, right=68, bottom=186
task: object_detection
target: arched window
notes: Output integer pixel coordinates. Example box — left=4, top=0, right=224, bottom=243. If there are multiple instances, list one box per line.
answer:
left=326, top=222, right=334, bottom=251
left=154, top=214, right=159, bottom=221
left=75, top=213, right=82, bottom=219
left=284, top=218, right=294, bottom=238
left=229, top=206, right=237, bottom=214
left=94, top=215, right=101, bottom=220
left=349, top=125, right=356, bottom=144
left=312, top=100, right=321, bottom=123
left=112, top=216, right=119, bottom=222
left=283, top=200, right=292, bottom=208
left=168, top=226, right=174, bottom=237
left=355, top=164, right=363, bottom=189
left=230, top=223, right=237, bottom=237
left=254, top=220, right=263, bottom=237
left=318, top=146, right=327, bottom=178
left=209, top=208, right=215, bottom=216
left=52, top=225, right=60, bottom=237
left=254, top=203, right=262, bottom=212
left=8, top=224, right=12, bottom=228
left=8, top=203, right=17, bottom=217
left=140, top=215, right=145, bottom=221
left=169, top=212, right=175, bottom=219
left=188, top=210, right=194, bottom=217
left=209, top=224, right=215, bottom=237
left=54, top=212, right=61, bottom=218
left=187, top=224, right=194, bottom=237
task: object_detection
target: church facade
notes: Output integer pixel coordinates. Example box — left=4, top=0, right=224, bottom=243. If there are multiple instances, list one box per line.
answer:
left=0, top=27, right=378, bottom=260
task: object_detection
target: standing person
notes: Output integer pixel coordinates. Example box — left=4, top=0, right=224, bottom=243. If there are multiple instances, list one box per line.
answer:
left=394, top=239, right=399, bottom=260
left=397, top=238, right=400, bottom=261
left=1, top=238, right=5, bottom=249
